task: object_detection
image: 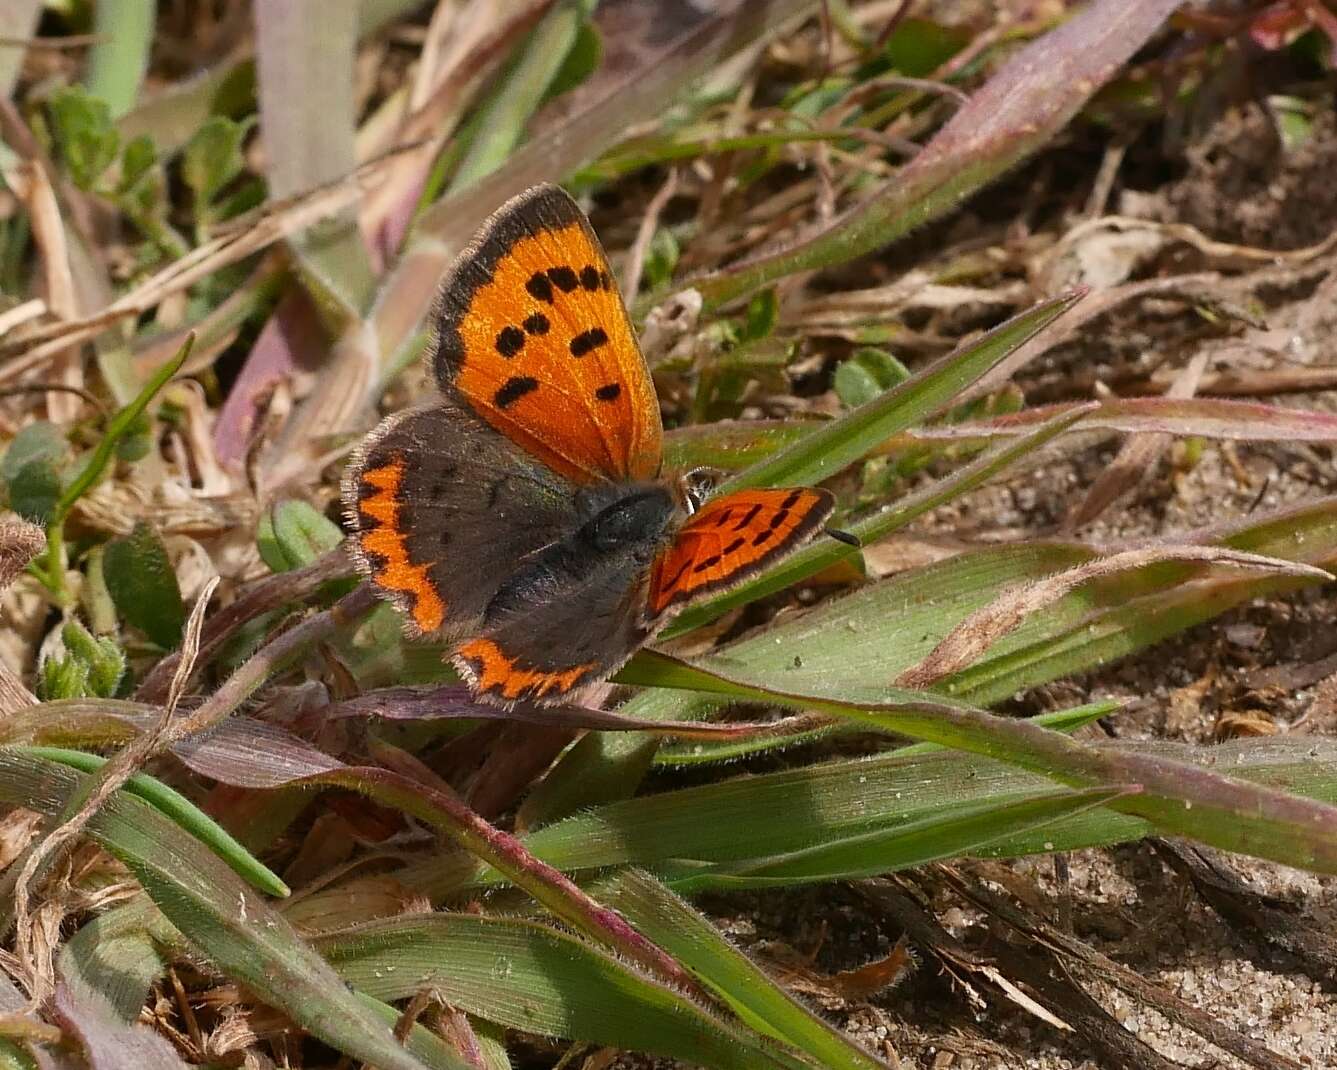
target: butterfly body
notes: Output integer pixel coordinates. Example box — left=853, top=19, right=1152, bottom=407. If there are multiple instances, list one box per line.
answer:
left=346, top=185, right=835, bottom=706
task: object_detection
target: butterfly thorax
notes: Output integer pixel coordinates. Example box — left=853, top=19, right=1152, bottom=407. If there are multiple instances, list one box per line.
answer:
left=578, top=482, right=678, bottom=557
left=485, top=481, right=676, bottom=627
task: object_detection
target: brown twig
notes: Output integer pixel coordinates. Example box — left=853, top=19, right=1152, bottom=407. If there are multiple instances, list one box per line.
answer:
left=134, top=545, right=354, bottom=703
left=621, top=169, right=680, bottom=299
left=944, top=865, right=1303, bottom=1070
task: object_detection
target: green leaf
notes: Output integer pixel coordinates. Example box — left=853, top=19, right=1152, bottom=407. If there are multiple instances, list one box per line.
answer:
left=739, top=287, right=779, bottom=343
left=1, top=421, right=68, bottom=485
left=118, top=134, right=157, bottom=191
left=643, top=225, right=680, bottom=291
left=881, top=18, right=969, bottom=76
left=833, top=347, right=910, bottom=407
left=39, top=652, right=88, bottom=703
left=103, top=522, right=185, bottom=648
left=257, top=500, right=345, bottom=573
left=7, top=458, right=62, bottom=525
left=544, top=18, right=602, bottom=101
left=46, top=85, right=120, bottom=190
left=181, top=115, right=253, bottom=209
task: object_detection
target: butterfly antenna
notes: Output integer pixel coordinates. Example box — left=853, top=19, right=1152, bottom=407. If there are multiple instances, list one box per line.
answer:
left=825, top=526, right=861, bottom=548
left=516, top=540, right=560, bottom=563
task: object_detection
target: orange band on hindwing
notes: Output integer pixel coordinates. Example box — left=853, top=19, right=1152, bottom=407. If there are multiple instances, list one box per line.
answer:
left=354, top=457, right=445, bottom=632
left=454, top=637, right=596, bottom=703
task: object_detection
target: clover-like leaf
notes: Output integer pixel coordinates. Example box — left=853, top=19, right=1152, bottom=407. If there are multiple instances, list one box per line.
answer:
left=47, top=86, right=121, bottom=190
left=257, top=500, right=344, bottom=574
left=103, top=522, right=186, bottom=649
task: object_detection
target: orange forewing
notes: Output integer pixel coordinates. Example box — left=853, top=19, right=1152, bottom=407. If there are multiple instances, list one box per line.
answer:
left=353, top=456, right=446, bottom=632
left=454, top=637, right=598, bottom=704
left=647, top=487, right=836, bottom=618
left=431, top=186, right=662, bottom=485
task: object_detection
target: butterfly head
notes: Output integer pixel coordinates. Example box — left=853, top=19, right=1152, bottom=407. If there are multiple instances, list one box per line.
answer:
left=677, top=466, right=725, bottom=515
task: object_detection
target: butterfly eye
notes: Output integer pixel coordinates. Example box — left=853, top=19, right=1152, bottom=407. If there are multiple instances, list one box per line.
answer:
left=680, top=467, right=721, bottom=514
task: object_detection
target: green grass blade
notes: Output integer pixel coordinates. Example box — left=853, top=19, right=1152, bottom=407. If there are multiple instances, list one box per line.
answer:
left=667, top=787, right=1127, bottom=893
left=314, top=914, right=816, bottom=1070
left=425, top=738, right=1337, bottom=893
left=53, top=336, right=192, bottom=525
left=0, top=749, right=435, bottom=1070
left=85, top=0, right=154, bottom=117
left=596, top=869, right=893, bottom=1070
left=653, top=697, right=1116, bottom=767
left=404, top=736, right=1337, bottom=903
left=720, top=291, right=1083, bottom=492
left=22, top=746, right=288, bottom=897
left=617, top=651, right=1337, bottom=874
left=448, top=0, right=596, bottom=193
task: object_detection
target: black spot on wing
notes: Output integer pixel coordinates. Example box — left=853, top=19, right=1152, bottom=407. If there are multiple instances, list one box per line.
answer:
left=595, top=382, right=621, bottom=401
left=580, top=265, right=601, bottom=290
left=496, top=326, right=525, bottom=358
left=732, top=504, right=763, bottom=531
left=570, top=327, right=609, bottom=357
left=494, top=376, right=538, bottom=409
left=548, top=266, right=578, bottom=292
left=526, top=273, right=554, bottom=303
left=523, top=312, right=550, bottom=335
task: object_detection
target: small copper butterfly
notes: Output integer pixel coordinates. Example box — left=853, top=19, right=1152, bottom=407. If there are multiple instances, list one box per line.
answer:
left=343, top=185, right=835, bottom=705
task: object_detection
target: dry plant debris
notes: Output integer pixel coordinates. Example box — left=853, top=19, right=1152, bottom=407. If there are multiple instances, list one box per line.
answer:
left=1, top=2, right=1336, bottom=1068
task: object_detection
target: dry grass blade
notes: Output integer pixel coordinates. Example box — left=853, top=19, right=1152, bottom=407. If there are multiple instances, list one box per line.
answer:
left=942, top=866, right=1304, bottom=1070
left=9, top=577, right=217, bottom=997
left=0, top=171, right=378, bottom=383
left=686, top=0, right=1185, bottom=310
left=1062, top=352, right=1208, bottom=531
left=3, top=160, right=80, bottom=421
left=896, top=548, right=1332, bottom=688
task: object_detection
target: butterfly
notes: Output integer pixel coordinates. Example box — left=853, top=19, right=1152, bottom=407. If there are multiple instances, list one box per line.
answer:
left=343, top=184, right=836, bottom=706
